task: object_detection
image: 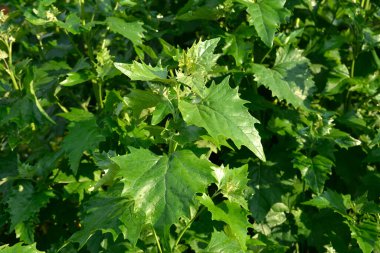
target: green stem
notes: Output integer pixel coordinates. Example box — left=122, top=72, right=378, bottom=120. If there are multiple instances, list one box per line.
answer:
left=152, top=227, right=163, bottom=253
left=92, top=80, right=103, bottom=109
left=173, top=191, right=221, bottom=250
left=168, top=139, right=178, bottom=154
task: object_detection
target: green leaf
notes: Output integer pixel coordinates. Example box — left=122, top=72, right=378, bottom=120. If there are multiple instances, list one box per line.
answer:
left=249, top=63, right=304, bottom=108
left=6, top=183, right=54, bottom=231
left=179, top=76, right=265, bottom=161
left=223, top=34, right=249, bottom=66
left=29, top=80, right=55, bottom=124
left=106, top=17, right=145, bottom=46
left=239, top=0, right=290, bottom=47
left=57, top=13, right=81, bottom=34
left=60, top=71, right=94, bottom=86
left=114, top=61, right=167, bottom=81
left=199, top=195, right=251, bottom=250
left=203, top=230, right=245, bottom=253
left=293, top=154, right=333, bottom=194
left=303, top=189, right=348, bottom=215
left=273, top=46, right=316, bottom=101
left=213, top=165, right=250, bottom=209
left=62, top=117, right=105, bottom=174
left=111, top=149, right=215, bottom=238
left=0, top=242, right=44, bottom=253
left=69, top=185, right=142, bottom=248
left=347, top=220, right=380, bottom=253
left=58, top=108, right=95, bottom=122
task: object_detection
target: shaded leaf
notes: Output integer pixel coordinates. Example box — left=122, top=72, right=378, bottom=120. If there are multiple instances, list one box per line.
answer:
left=293, top=154, right=333, bottom=194
left=62, top=117, right=105, bottom=174
left=347, top=220, right=380, bottom=253
left=199, top=195, right=251, bottom=250
left=303, top=189, right=348, bottom=215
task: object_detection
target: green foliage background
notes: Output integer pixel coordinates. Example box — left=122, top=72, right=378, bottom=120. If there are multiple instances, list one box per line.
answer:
left=0, top=0, right=379, bottom=252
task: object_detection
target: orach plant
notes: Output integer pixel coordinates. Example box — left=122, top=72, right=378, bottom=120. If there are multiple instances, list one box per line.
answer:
left=0, top=0, right=379, bottom=252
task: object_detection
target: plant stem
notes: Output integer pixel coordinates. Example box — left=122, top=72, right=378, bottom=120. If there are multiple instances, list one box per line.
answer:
left=152, top=227, right=163, bottom=253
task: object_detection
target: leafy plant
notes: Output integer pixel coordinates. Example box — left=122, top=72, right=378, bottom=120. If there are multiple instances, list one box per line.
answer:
left=0, top=0, right=379, bottom=252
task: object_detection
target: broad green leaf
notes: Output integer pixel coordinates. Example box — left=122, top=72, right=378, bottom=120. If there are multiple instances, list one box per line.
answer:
left=249, top=63, right=303, bottom=108
left=6, top=183, right=54, bottom=231
left=114, top=61, right=167, bottom=81
left=62, top=117, right=105, bottom=174
left=199, top=195, right=251, bottom=250
left=111, top=149, right=215, bottom=238
left=179, top=77, right=266, bottom=161
left=347, top=220, right=380, bottom=253
left=0, top=242, right=44, bottom=253
left=293, top=154, right=333, bottom=194
left=60, top=71, right=94, bottom=86
left=213, top=165, right=250, bottom=209
left=303, top=189, right=348, bottom=215
left=203, top=230, right=245, bottom=253
left=238, top=0, right=290, bottom=47
left=106, top=17, right=145, bottom=45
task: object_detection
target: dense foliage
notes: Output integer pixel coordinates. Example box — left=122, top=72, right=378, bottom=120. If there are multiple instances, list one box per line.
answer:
left=0, top=0, right=379, bottom=252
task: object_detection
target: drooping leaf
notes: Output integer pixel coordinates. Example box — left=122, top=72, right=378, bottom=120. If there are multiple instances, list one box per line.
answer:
left=114, top=61, right=167, bottom=81
left=62, top=116, right=105, bottom=174
left=302, top=189, right=348, bottom=215
left=6, top=182, right=54, bottom=231
left=223, top=33, right=249, bottom=66
left=213, top=165, right=250, bottom=209
left=106, top=17, right=145, bottom=45
left=0, top=242, right=44, bottom=253
left=238, top=0, right=290, bottom=47
left=293, top=154, right=334, bottom=194
left=179, top=76, right=266, bottom=161
left=203, top=230, right=245, bottom=253
left=199, top=194, right=251, bottom=250
left=111, top=148, right=215, bottom=239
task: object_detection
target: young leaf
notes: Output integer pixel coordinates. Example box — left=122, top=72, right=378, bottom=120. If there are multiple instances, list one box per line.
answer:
left=62, top=116, right=105, bottom=174
left=293, top=154, right=333, bottom=194
left=213, top=165, right=250, bottom=209
left=106, top=17, right=145, bottom=46
left=114, top=61, right=167, bottom=81
left=179, top=76, right=266, bottom=161
left=238, top=0, right=290, bottom=47
left=199, top=194, right=251, bottom=250
left=111, top=148, right=215, bottom=239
